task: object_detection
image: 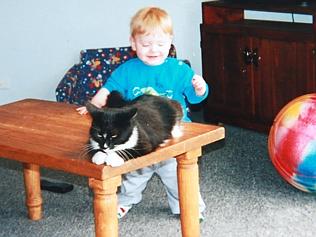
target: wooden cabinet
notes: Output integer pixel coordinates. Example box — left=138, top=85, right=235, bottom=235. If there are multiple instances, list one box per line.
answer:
left=201, top=1, right=316, bottom=132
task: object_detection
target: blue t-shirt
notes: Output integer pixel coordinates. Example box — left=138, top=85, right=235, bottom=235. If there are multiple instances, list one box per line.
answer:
left=103, top=57, right=209, bottom=121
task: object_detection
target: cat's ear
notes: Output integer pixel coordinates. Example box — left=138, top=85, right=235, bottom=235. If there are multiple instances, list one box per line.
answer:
left=107, top=91, right=126, bottom=108
left=124, top=107, right=137, bottom=121
left=86, top=101, right=102, bottom=116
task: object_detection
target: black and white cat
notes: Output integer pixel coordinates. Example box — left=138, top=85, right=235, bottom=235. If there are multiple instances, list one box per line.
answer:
left=86, top=91, right=183, bottom=167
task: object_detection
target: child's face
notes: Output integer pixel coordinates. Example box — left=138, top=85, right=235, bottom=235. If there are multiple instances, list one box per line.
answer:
left=130, top=29, right=172, bottom=66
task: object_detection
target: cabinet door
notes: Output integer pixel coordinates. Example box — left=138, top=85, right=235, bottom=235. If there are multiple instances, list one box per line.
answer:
left=253, top=38, right=316, bottom=124
left=201, top=28, right=253, bottom=123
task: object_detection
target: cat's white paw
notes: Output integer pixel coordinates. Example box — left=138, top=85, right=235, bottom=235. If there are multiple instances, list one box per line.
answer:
left=160, top=139, right=170, bottom=147
left=104, top=152, right=125, bottom=167
left=92, top=151, right=125, bottom=167
left=171, top=124, right=183, bottom=138
left=91, top=151, right=107, bottom=165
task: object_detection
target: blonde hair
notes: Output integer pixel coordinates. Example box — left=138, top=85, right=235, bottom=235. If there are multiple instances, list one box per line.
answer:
left=130, top=7, right=173, bottom=37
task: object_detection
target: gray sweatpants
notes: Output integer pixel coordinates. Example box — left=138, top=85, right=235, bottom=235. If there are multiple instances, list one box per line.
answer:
left=118, top=158, right=206, bottom=214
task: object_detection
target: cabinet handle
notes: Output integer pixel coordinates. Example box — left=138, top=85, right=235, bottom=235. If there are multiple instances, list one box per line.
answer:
left=243, top=47, right=261, bottom=67
left=252, top=48, right=260, bottom=67
left=243, top=47, right=252, bottom=65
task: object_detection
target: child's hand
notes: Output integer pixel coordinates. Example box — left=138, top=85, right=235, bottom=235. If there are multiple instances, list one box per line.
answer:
left=192, top=74, right=207, bottom=96
left=76, top=88, right=110, bottom=115
left=76, top=106, right=88, bottom=115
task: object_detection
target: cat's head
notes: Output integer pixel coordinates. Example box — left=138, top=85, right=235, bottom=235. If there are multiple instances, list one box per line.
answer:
left=86, top=102, right=137, bottom=151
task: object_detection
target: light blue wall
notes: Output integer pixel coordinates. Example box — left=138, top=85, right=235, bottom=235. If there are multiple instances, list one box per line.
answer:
left=0, top=0, right=204, bottom=104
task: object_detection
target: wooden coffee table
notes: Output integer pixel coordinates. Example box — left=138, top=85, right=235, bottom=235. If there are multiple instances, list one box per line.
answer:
left=0, top=99, right=225, bottom=237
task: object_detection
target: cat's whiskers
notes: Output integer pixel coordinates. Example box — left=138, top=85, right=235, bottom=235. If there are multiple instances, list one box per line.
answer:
left=116, top=148, right=144, bottom=161
left=79, top=144, right=95, bottom=159
left=127, top=148, right=143, bottom=159
left=126, top=150, right=135, bottom=160
left=116, top=150, right=132, bottom=161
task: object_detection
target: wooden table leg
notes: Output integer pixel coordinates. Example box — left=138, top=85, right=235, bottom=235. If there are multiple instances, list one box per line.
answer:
left=89, top=176, right=121, bottom=237
left=23, top=163, right=43, bottom=221
left=177, top=148, right=202, bottom=237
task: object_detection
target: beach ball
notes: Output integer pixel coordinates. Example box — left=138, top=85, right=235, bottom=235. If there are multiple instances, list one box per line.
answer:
left=268, top=94, right=316, bottom=192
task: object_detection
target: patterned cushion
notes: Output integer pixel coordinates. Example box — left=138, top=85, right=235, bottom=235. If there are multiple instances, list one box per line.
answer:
left=56, top=45, right=177, bottom=105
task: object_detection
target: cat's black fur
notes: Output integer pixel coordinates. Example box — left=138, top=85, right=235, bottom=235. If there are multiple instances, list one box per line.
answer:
left=86, top=91, right=183, bottom=166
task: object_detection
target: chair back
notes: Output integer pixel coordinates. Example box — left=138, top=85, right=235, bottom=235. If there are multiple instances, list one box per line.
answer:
left=56, top=45, right=177, bottom=105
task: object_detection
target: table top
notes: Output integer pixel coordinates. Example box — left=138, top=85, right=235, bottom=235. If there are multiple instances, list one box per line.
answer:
left=0, top=99, right=225, bottom=180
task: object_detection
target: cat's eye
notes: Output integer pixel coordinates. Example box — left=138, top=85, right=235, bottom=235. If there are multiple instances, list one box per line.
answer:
left=111, top=134, right=118, bottom=138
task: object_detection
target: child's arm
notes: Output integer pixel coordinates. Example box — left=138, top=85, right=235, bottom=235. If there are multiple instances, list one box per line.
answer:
left=192, top=74, right=207, bottom=96
left=76, top=88, right=110, bottom=115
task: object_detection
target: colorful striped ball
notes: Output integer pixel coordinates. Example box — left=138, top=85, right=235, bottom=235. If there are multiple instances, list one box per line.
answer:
left=269, top=94, right=316, bottom=192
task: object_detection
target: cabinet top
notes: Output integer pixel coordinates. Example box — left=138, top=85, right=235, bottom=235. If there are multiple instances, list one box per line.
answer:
left=202, top=1, right=316, bottom=14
